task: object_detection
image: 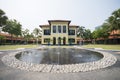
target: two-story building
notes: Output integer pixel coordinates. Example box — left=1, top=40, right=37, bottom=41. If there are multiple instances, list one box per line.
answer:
left=39, top=20, right=79, bottom=45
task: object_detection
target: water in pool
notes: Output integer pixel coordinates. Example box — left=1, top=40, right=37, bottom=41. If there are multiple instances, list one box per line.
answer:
left=15, top=48, right=103, bottom=65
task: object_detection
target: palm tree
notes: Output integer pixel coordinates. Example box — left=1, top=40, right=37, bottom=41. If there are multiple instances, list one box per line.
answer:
left=33, top=28, right=42, bottom=45
left=21, top=29, right=30, bottom=44
left=107, top=8, right=120, bottom=31
left=112, top=8, right=120, bottom=29
left=107, top=8, right=120, bottom=44
left=77, top=26, right=85, bottom=45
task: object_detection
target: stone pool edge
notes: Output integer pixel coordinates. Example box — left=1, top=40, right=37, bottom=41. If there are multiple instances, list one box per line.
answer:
left=1, top=47, right=117, bottom=73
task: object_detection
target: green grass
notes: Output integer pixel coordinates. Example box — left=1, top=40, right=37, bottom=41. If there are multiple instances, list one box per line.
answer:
left=0, top=45, right=37, bottom=50
left=83, top=44, right=120, bottom=50
left=46, top=46, right=74, bottom=48
left=0, top=44, right=120, bottom=50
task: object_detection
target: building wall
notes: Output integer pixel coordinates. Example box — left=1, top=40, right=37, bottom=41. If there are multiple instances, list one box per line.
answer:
left=41, top=27, right=50, bottom=44
left=69, top=27, right=77, bottom=44
left=41, top=21, right=78, bottom=45
left=50, top=22, right=69, bottom=45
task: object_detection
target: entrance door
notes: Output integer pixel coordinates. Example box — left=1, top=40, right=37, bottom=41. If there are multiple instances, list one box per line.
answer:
left=53, top=37, right=56, bottom=45
left=63, top=37, right=66, bottom=45
left=58, top=37, right=61, bottom=45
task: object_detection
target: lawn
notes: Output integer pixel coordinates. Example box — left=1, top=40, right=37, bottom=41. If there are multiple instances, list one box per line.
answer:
left=0, top=45, right=37, bottom=50
left=83, top=44, right=120, bottom=50
left=0, top=44, right=120, bottom=50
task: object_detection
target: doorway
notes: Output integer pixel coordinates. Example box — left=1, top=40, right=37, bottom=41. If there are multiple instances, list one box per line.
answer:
left=63, top=37, right=66, bottom=45
left=53, top=37, right=56, bottom=45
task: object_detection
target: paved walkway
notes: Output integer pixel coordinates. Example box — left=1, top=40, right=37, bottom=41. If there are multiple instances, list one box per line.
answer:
left=0, top=50, right=120, bottom=80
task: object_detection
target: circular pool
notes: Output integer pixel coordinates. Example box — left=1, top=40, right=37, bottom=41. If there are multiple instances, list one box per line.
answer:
left=1, top=47, right=117, bottom=73
left=15, top=48, right=103, bottom=65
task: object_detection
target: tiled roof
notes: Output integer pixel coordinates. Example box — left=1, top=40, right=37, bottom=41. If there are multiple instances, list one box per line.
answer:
left=39, top=20, right=79, bottom=28
left=39, top=24, right=50, bottom=27
left=0, top=33, right=11, bottom=37
left=48, top=20, right=71, bottom=24
left=69, top=25, right=79, bottom=28
left=48, top=20, right=71, bottom=22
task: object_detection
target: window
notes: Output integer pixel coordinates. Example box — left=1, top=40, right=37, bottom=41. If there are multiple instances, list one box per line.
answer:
left=58, top=26, right=61, bottom=33
left=63, top=26, right=66, bottom=33
left=53, top=26, right=56, bottom=33
left=68, top=38, right=75, bottom=43
left=69, top=30, right=75, bottom=35
left=44, top=29, right=50, bottom=35
left=44, top=38, right=50, bottom=43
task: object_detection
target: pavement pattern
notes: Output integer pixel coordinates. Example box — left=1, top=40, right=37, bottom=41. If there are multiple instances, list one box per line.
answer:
left=0, top=49, right=120, bottom=80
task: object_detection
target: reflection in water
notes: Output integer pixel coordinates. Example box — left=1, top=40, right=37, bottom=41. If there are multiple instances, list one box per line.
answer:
left=16, top=48, right=103, bottom=65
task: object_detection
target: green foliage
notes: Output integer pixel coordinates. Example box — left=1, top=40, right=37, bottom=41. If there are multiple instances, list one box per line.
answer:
left=77, top=26, right=85, bottom=38
left=22, top=29, right=30, bottom=41
left=77, top=26, right=92, bottom=40
left=92, top=23, right=110, bottom=39
left=92, top=30, right=98, bottom=39
left=33, top=28, right=42, bottom=45
left=0, top=35, right=5, bottom=39
left=107, top=8, right=120, bottom=31
left=0, top=9, right=8, bottom=27
left=33, top=28, right=42, bottom=37
left=84, top=29, right=92, bottom=39
left=101, top=23, right=110, bottom=38
left=0, top=35, right=6, bottom=45
left=92, top=8, right=120, bottom=44
left=21, top=28, right=35, bottom=44
left=2, top=19, right=22, bottom=36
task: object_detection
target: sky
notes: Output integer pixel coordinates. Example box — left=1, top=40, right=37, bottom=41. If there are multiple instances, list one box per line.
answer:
left=0, top=0, right=120, bottom=32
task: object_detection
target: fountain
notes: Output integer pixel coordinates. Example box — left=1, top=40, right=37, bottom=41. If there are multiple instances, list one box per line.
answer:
left=1, top=47, right=117, bottom=73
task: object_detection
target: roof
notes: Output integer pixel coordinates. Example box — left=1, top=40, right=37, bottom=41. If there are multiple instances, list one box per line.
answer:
left=39, top=20, right=79, bottom=28
left=0, top=33, right=11, bottom=37
left=69, top=25, right=79, bottom=28
left=39, top=24, right=50, bottom=27
left=48, top=20, right=71, bottom=24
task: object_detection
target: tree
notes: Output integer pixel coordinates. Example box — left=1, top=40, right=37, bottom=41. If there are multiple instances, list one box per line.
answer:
left=21, top=29, right=30, bottom=44
left=91, top=8, right=120, bottom=44
left=2, top=19, right=22, bottom=44
left=77, top=26, right=92, bottom=39
left=112, top=8, right=120, bottom=30
left=84, top=29, right=92, bottom=40
left=100, top=23, right=110, bottom=44
left=92, top=23, right=110, bottom=44
left=106, top=8, right=120, bottom=44
left=77, top=26, right=92, bottom=44
left=0, top=9, right=8, bottom=32
left=0, top=9, right=8, bottom=27
left=0, top=35, right=5, bottom=45
left=33, top=28, right=42, bottom=45
left=77, top=26, right=85, bottom=39
left=107, top=8, right=120, bottom=31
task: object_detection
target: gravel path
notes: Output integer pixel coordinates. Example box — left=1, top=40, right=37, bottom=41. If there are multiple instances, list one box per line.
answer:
left=0, top=50, right=120, bottom=80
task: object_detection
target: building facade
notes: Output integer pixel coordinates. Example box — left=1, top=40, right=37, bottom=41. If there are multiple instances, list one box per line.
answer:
left=40, top=20, right=79, bottom=45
